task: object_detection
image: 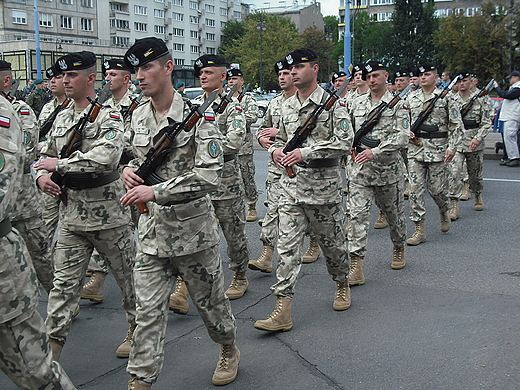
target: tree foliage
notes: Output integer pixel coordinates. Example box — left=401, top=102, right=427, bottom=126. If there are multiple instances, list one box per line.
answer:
left=300, top=26, right=335, bottom=83
left=351, top=12, right=393, bottom=65
left=219, top=20, right=246, bottom=59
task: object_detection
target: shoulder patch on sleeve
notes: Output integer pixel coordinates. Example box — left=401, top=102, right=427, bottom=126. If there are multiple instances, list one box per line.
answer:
left=205, top=112, right=215, bottom=121
left=235, top=105, right=243, bottom=112
left=110, top=112, right=121, bottom=120
left=208, top=140, right=221, bottom=158
left=20, top=108, right=30, bottom=115
left=0, top=152, right=4, bottom=172
left=0, top=116, right=10, bottom=128
left=105, top=130, right=117, bottom=140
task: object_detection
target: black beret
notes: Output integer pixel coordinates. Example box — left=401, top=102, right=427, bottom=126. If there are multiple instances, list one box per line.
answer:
left=362, top=61, right=386, bottom=80
left=352, top=64, right=363, bottom=74
left=457, top=69, right=471, bottom=80
left=103, top=59, right=133, bottom=73
left=0, top=60, right=11, bottom=71
left=285, top=48, right=318, bottom=66
left=417, top=63, right=437, bottom=74
left=56, top=51, right=96, bottom=71
left=274, top=58, right=290, bottom=74
left=227, top=68, right=243, bottom=79
left=332, top=71, right=347, bottom=83
left=46, top=64, right=62, bottom=79
left=394, top=70, right=410, bottom=79
left=124, top=37, right=169, bottom=69
left=194, top=54, right=228, bottom=76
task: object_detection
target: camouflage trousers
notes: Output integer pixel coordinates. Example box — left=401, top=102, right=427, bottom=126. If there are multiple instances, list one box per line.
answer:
left=449, top=150, right=484, bottom=198
left=127, top=244, right=236, bottom=384
left=0, top=311, right=77, bottom=390
left=41, top=193, right=59, bottom=257
left=12, top=215, right=54, bottom=293
left=260, top=170, right=282, bottom=247
left=212, top=197, right=250, bottom=273
left=272, top=201, right=349, bottom=298
left=408, top=159, right=450, bottom=222
left=46, top=225, right=136, bottom=344
left=238, top=154, right=258, bottom=205
left=348, top=181, right=406, bottom=258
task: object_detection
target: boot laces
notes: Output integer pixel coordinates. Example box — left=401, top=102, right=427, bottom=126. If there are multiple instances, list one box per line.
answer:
left=441, top=212, right=449, bottom=223
left=217, top=344, right=231, bottom=369
left=306, top=237, right=318, bottom=255
left=393, top=247, right=403, bottom=261
left=335, top=282, right=348, bottom=299
left=122, top=325, right=135, bottom=343
left=267, top=298, right=284, bottom=319
left=173, top=279, right=184, bottom=295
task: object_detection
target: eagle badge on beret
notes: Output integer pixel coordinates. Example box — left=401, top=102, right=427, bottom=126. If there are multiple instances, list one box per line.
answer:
left=128, top=54, right=140, bottom=67
left=286, top=54, right=293, bottom=65
left=58, top=59, right=68, bottom=70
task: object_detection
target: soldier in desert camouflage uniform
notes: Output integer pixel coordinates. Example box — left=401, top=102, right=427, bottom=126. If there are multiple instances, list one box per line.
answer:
left=406, top=63, right=463, bottom=246
left=254, top=48, right=352, bottom=333
left=347, top=61, right=409, bottom=286
left=34, top=51, right=136, bottom=361
left=0, top=95, right=76, bottom=390
left=448, top=70, right=492, bottom=219
left=120, top=38, right=239, bottom=390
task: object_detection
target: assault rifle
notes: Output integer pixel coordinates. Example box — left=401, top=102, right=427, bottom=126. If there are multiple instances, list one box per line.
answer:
left=50, top=81, right=112, bottom=205
left=39, top=97, right=72, bottom=140
left=460, top=79, right=494, bottom=119
left=237, top=84, right=250, bottom=102
left=410, top=75, right=461, bottom=146
left=282, top=82, right=349, bottom=178
left=214, top=83, right=238, bottom=114
left=350, top=84, right=412, bottom=160
left=2, top=79, right=20, bottom=103
left=121, top=91, right=144, bottom=122
left=134, top=89, right=219, bottom=214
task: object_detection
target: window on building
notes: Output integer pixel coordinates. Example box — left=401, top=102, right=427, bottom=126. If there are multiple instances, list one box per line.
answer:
left=172, top=28, right=184, bottom=36
left=81, top=18, right=93, bottom=31
left=173, top=13, right=184, bottom=21
left=12, top=10, right=27, bottom=24
left=220, top=8, right=228, bottom=16
left=233, top=11, right=241, bottom=18
left=111, top=19, right=129, bottom=29
left=135, top=22, right=147, bottom=31
left=221, top=21, right=226, bottom=28
left=61, top=15, right=73, bottom=29
left=81, top=0, right=93, bottom=7
left=466, top=7, right=481, bottom=16
left=39, top=13, right=53, bottom=27
left=205, top=18, right=215, bottom=27
left=207, top=47, right=216, bottom=54
left=205, top=4, right=215, bottom=12
left=190, top=30, right=198, bottom=38
left=154, top=25, right=165, bottom=34
left=110, top=2, right=128, bottom=12
left=206, top=32, right=215, bottom=41
left=61, top=0, right=73, bottom=4
left=190, top=15, right=199, bottom=23
left=189, top=1, right=199, bottom=9
left=173, top=43, right=184, bottom=51
left=134, top=5, right=147, bottom=15
left=190, top=45, right=199, bottom=53
left=172, top=0, right=183, bottom=5
left=154, top=9, right=165, bottom=18
left=174, top=58, right=185, bottom=65
left=112, top=36, right=130, bottom=47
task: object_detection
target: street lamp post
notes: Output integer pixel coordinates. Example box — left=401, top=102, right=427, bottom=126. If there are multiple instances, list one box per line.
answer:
left=257, top=14, right=266, bottom=92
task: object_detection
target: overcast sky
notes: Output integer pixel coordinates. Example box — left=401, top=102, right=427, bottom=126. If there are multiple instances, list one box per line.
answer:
left=246, top=0, right=340, bottom=18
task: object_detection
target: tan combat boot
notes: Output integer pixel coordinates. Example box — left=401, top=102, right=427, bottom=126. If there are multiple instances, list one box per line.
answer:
left=248, top=246, right=273, bottom=273
left=212, top=344, right=241, bottom=386
left=246, top=204, right=257, bottom=222
left=474, top=193, right=484, bottom=211
left=406, top=220, right=426, bottom=246
left=116, top=324, right=136, bottom=358
left=128, top=378, right=151, bottom=390
left=225, top=271, right=249, bottom=300
left=254, top=296, right=293, bottom=331
left=333, top=281, right=351, bottom=311
left=348, top=256, right=365, bottom=286
left=169, top=277, right=189, bottom=315
left=449, top=199, right=460, bottom=221
left=81, top=271, right=106, bottom=303
left=302, top=235, right=321, bottom=263
left=459, top=182, right=471, bottom=200
left=391, top=245, right=406, bottom=270
left=374, top=211, right=388, bottom=229
left=49, top=338, right=64, bottom=362
left=440, top=210, right=451, bottom=232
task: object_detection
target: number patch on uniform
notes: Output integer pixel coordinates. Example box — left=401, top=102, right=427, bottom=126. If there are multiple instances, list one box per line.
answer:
left=105, top=130, right=116, bottom=140
left=208, top=140, right=220, bottom=158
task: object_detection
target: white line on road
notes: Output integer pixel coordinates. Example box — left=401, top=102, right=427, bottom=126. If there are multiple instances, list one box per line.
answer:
left=484, top=178, right=520, bottom=183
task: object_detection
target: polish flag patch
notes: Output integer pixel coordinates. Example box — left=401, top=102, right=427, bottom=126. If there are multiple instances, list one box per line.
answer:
left=339, top=101, right=346, bottom=107
left=235, top=105, right=243, bottom=112
left=0, top=116, right=10, bottom=128
left=205, top=112, right=215, bottom=121
left=19, top=109, right=30, bottom=115
left=110, top=112, right=121, bottom=120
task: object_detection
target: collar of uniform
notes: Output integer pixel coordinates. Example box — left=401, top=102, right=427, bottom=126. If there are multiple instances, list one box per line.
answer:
left=292, top=85, right=325, bottom=109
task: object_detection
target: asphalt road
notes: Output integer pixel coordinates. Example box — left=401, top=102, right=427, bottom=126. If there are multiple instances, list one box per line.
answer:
left=2, top=141, right=520, bottom=390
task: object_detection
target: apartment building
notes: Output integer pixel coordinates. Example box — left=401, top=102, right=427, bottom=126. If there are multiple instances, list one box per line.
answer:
left=253, top=1, right=324, bottom=33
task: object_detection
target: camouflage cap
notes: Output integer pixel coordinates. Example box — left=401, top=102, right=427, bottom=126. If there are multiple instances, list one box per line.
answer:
left=124, top=37, right=169, bottom=69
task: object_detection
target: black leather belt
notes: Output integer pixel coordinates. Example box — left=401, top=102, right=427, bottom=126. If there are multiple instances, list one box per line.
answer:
left=415, top=131, right=448, bottom=139
left=63, top=171, right=120, bottom=190
left=0, top=218, right=12, bottom=238
left=223, top=154, right=236, bottom=162
left=303, top=158, right=339, bottom=168
left=463, top=119, right=480, bottom=129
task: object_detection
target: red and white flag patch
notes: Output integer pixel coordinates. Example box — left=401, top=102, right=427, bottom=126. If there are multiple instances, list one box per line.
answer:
left=0, top=116, right=10, bottom=128
left=110, top=112, right=121, bottom=120
left=205, top=112, right=215, bottom=121
left=19, top=109, right=30, bottom=115
left=235, top=105, right=243, bottom=112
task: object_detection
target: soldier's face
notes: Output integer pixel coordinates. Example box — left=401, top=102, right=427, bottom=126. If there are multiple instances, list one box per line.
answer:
left=199, top=67, right=226, bottom=92
left=395, top=77, right=410, bottom=92
left=420, top=71, right=438, bottom=88
left=50, top=74, right=65, bottom=96
left=135, top=60, right=173, bottom=97
left=366, top=70, right=388, bottom=93
left=227, top=76, right=243, bottom=90
left=290, top=62, right=318, bottom=89
left=333, top=76, right=347, bottom=91
left=459, top=78, right=471, bottom=92
left=105, top=70, right=128, bottom=94
left=62, top=70, right=89, bottom=100
left=278, top=69, right=293, bottom=90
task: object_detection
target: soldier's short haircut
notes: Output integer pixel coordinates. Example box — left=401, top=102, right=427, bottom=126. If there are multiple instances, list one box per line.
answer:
left=158, top=53, right=173, bottom=67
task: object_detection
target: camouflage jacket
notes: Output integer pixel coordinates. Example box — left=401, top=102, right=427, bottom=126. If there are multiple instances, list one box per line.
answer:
left=192, top=92, right=245, bottom=201
left=407, top=87, right=463, bottom=162
left=0, top=97, right=40, bottom=324
left=38, top=96, right=58, bottom=127
left=458, top=92, right=493, bottom=153
left=37, top=100, right=130, bottom=232
left=349, top=90, right=409, bottom=186
left=127, top=92, right=223, bottom=258
left=9, top=98, right=44, bottom=221
left=257, top=93, right=285, bottom=177
left=270, top=85, right=353, bottom=205
left=238, top=92, right=258, bottom=156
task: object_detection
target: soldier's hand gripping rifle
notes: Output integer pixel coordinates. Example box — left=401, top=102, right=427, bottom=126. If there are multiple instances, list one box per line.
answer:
left=214, top=83, right=238, bottom=114
left=50, top=80, right=112, bottom=205
left=2, top=79, right=20, bottom=103
left=460, top=79, right=494, bottom=119
left=134, top=89, right=219, bottom=214
left=409, top=75, right=461, bottom=146
left=39, top=97, right=72, bottom=140
left=282, top=81, right=349, bottom=178
left=350, top=84, right=412, bottom=160
left=121, top=91, right=144, bottom=122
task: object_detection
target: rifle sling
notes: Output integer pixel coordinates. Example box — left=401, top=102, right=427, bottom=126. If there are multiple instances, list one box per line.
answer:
left=63, top=171, right=120, bottom=190
left=0, top=217, right=12, bottom=238
left=415, top=131, right=448, bottom=139
left=462, top=119, right=479, bottom=129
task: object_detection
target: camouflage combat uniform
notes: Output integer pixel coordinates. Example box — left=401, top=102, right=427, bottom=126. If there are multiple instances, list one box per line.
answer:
left=192, top=93, right=249, bottom=273
left=36, top=102, right=136, bottom=346
left=407, top=88, right=463, bottom=221
left=237, top=93, right=259, bottom=206
left=126, top=92, right=236, bottom=384
left=348, top=90, right=409, bottom=257
left=449, top=93, right=493, bottom=198
left=8, top=97, right=54, bottom=292
left=269, top=85, right=352, bottom=297
left=0, top=97, right=76, bottom=390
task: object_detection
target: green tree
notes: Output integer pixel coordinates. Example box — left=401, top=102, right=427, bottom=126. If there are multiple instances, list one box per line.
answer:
left=219, top=20, right=246, bottom=60
left=351, top=12, right=393, bottom=65
left=221, top=12, right=302, bottom=91
left=300, top=26, right=335, bottom=83
left=324, top=15, right=342, bottom=74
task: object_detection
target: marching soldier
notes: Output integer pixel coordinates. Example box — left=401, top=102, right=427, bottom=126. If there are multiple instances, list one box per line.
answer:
left=120, top=37, right=239, bottom=389
left=34, top=51, right=137, bottom=361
